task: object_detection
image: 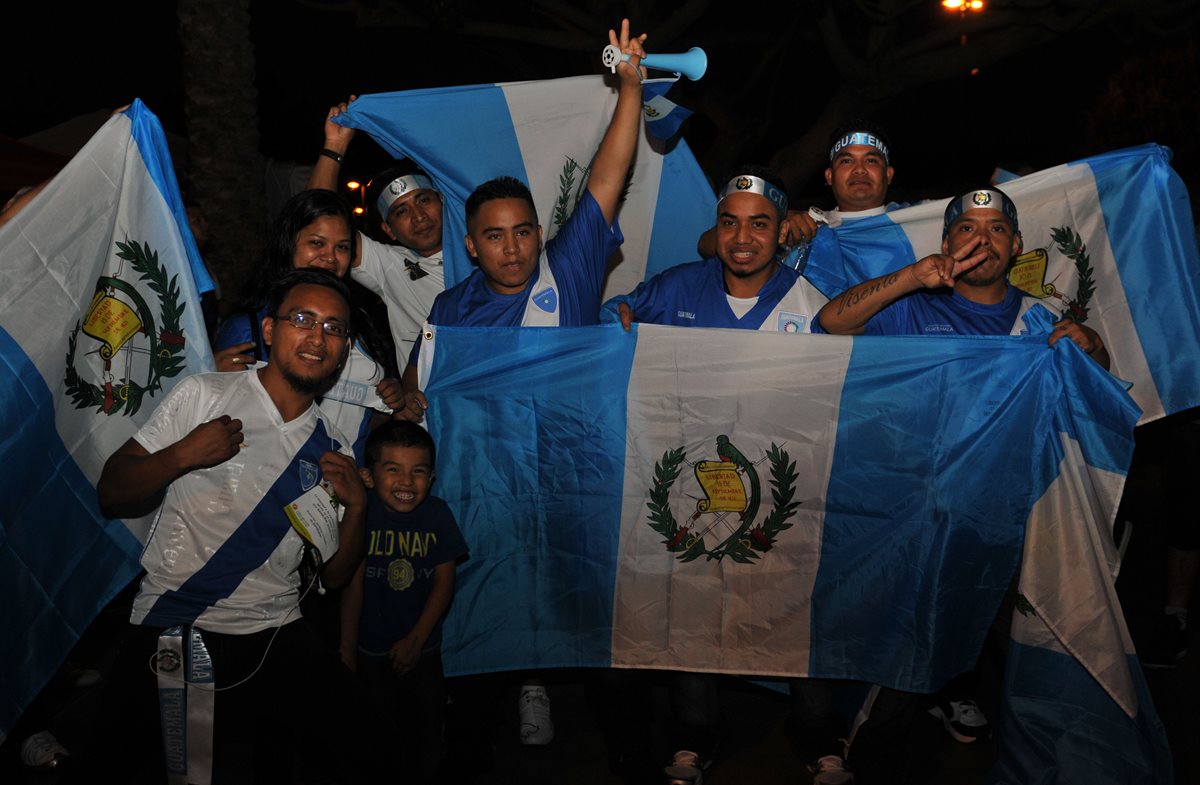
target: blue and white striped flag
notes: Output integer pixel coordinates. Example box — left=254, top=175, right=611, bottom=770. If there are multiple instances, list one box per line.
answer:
left=0, top=100, right=213, bottom=741
left=801, top=144, right=1200, bottom=424
left=416, top=322, right=1168, bottom=784
left=335, top=74, right=713, bottom=297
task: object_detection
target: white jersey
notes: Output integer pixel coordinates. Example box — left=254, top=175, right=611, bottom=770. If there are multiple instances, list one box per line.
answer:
left=130, top=371, right=353, bottom=634
left=353, top=237, right=445, bottom=372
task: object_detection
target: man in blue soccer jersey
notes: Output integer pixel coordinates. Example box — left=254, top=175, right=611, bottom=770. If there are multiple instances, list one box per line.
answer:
left=395, top=19, right=649, bottom=401
left=605, top=165, right=827, bottom=334
left=697, top=121, right=898, bottom=262
left=92, top=269, right=377, bottom=782
left=603, top=166, right=849, bottom=785
left=815, top=185, right=1109, bottom=368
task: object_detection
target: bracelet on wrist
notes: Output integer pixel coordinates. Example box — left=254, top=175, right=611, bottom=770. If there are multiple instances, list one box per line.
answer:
left=319, top=148, right=345, bottom=165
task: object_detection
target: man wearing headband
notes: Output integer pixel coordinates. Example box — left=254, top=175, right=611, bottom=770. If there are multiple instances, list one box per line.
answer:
left=696, top=120, right=897, bottom=260
left=815, top=185, right=1108, bottom=368
left=605, top=165, right=826, bottom=334
left=601, top=166, right=845, bottom=785
left=309, top=102, right=446, bottom=374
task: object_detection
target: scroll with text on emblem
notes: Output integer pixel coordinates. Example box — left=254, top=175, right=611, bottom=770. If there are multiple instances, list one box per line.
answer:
left=693, top=460, right=747, bottom=513
left=1008, top=249, right=1056, bottom=299
left=81, top=289, right=142, bottom=360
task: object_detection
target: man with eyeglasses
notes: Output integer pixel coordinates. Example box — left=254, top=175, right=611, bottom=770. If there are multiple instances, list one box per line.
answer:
left=91, top=268, right=380, bottom=783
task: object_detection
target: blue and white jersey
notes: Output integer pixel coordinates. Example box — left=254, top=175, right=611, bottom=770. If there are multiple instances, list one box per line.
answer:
left=601, top=257, right=827, bottom=333
left=130, top=371, right=354, bottom=634
left=420, top=190, right=622, bottom=333
left=849, top=284, right=1060, bottom=337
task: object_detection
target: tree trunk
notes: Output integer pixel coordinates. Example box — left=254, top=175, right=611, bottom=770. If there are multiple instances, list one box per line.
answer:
left=177, top=0, right=265, bottom=313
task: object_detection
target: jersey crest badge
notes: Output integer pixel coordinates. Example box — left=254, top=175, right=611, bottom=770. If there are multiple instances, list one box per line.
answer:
left=532, top=287, right=558, bottom=313
left=645, top=435, right=799, bottom=563
left=299, top=460, right=319, bottom=491
left=777, top=312, right=808, bottom=333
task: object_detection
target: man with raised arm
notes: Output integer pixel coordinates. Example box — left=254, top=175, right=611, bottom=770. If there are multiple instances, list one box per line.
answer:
left=309, top=104, right=446, bottom=374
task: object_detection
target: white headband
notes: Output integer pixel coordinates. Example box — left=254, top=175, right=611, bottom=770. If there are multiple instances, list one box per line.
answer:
left=376, top=173, right=437, bottom=216
left=717, top=175, right=788, bottom=217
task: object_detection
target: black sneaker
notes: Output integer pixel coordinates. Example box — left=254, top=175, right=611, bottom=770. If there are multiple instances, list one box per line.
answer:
left=1140, top=613, right=1188, bottom=669
left=928, top=699, right=991, bottom=743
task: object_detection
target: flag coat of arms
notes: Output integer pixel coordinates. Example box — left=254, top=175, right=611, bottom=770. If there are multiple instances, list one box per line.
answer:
left=416, top=322, right=1170, bottom=784
left=0, top=101, right=212, bottom=741
left=801, top=143, right=1200, bottom=424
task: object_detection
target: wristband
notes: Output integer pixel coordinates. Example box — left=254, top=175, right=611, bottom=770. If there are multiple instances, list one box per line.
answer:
left=319, top=148, right=345, bottom=165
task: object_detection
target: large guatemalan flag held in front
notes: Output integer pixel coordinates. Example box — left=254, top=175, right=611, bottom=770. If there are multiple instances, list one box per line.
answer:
left=801, top=143, right=1200, bottom=425
left=417, top=323, right=1171, bottom=784
left=0, top=101, right=213, bottom=742
left=333, top=75, right=713, bottom=298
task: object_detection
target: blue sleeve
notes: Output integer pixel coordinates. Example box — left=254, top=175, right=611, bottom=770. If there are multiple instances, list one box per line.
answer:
left=212, top=312, right=254, bottom=352
left=547, top=192, right=624, bottom=323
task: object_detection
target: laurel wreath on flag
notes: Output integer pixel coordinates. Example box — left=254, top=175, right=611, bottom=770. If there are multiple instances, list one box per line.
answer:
left=1050, top=226, right=1095, bottom=323
left=64, top=240, right=187, bottom=417
left=647, top=443, right=799, bottom=563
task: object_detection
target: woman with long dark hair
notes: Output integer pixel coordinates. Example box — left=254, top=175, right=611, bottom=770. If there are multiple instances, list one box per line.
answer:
left=213, top=189, right=400, bottom=459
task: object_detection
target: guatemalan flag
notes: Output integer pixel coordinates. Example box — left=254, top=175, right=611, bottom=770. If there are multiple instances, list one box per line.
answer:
left=0, top=101, right=213, bottom=742
left=333, top=74, right=713, bottom=298
left=416, top=323, right=1170, bottom=784
left=801, top=143, right=1200, bottom=424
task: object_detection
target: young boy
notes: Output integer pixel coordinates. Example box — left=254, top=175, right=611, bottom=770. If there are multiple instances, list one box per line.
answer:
left=340, top=420, right=468, bottom=784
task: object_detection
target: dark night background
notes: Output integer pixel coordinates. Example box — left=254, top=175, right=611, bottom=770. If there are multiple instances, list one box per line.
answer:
left=5, top=3, right=1198, bottom=196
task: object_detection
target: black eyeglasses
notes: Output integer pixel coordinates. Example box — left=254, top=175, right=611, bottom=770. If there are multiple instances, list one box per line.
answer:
left=274, top=312, right=350, bottom=339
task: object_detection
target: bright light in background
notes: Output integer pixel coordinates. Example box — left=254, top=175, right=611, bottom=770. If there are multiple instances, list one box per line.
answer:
left=346, top=181, right=361, bottom=190
left=942, top=0, right=985, bottom=9
left=353, top=206, right=364, bottom=215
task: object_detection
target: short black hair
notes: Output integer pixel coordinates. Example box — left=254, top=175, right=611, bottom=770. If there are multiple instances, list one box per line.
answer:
left=265, top=268, right=353, bottom=333
left=827, top=119, right=893, bottom=163
left=367, top=159, right=434, bottom=220
left=465, top=176, right=537, bottom=226
left=364, top=420, right=436, bottom=468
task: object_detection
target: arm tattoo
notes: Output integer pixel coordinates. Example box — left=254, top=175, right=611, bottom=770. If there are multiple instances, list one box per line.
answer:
left=834, top=270, right=903, bottom=316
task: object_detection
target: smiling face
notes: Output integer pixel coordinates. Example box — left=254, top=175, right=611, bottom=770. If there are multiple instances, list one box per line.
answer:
left=292, top=215, right=353, bottom=277
left=364, top=444, right=434, bottom=514
left=381, top=188, right=443, bottom=256
left=715, top=191, right=782, bottom=298
left=941, top=208, right=1023, bottom=289
left=261, top=283, right=351, bottom=396
left=464, top=197, right=543, bottom=295
left=825, top=144, right=893, bottom=212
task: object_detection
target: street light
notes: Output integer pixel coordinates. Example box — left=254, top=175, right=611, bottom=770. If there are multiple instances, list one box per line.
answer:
left=346, top=180, right=365, bottom=215
left=942, top=0, right=985, bottom=9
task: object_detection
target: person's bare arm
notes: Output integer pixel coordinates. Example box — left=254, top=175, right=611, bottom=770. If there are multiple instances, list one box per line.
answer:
left=586, top=20, right=647, bottom=224
left=306, top=97, right=365, bottom=266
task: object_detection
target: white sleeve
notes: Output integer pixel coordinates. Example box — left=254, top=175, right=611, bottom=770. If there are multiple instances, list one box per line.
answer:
left=350, top=232, right=389, bottom=295
left=132, top=375, right=206, bottom=453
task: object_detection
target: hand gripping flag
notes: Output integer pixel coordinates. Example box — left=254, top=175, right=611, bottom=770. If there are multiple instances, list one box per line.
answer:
left=0, top=101, right=213, bottom=741
left=415, top=323, right=1170, bottom=784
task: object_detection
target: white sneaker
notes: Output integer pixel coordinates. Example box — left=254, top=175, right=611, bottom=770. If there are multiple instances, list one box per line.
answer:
left=518, top=685, right=554, bottom=745
left=663, top=749, right=705, bottom=784
left=810, top=754, right=854, bottom=784
left=20, top=731, right=69, bottom=768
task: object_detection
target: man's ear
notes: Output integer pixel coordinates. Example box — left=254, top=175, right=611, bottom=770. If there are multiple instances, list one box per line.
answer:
left=886, top=166, right=894, bottom=186
left=941, top=236, right=950, bottom=255
left=824, top=168, right=833, bottom=186
left=464, top=233, right=477, bottom=259
left=1012, top=232, right=1023, bottom=258
left=358, top=467, right=374, bottom=488
left=262, top=314, right=274, bottom=348
left=380, top=221, right=397, bottom=242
